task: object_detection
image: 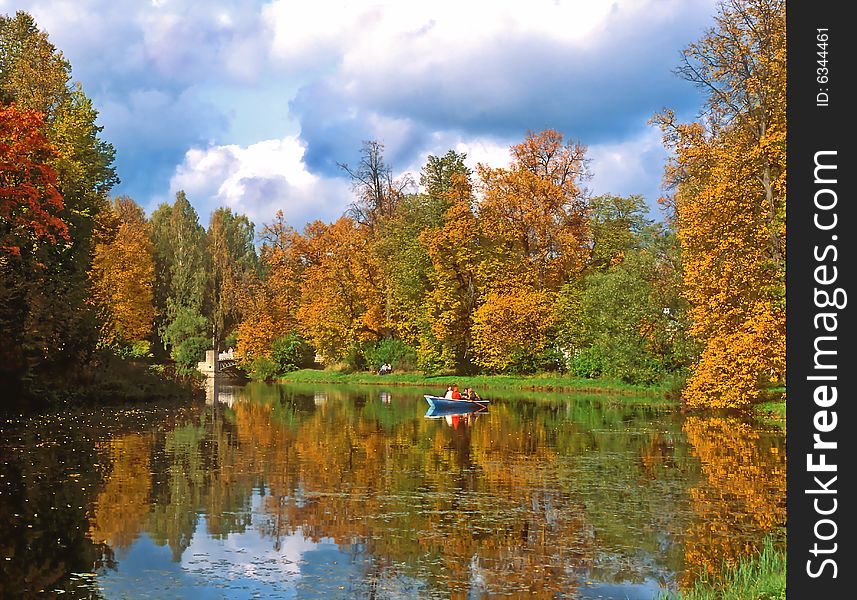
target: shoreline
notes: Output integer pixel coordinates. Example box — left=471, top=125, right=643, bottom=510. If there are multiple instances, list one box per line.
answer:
left=272, top=369, right=786, bottom=422
left=275, top=369, right=668, bottom=395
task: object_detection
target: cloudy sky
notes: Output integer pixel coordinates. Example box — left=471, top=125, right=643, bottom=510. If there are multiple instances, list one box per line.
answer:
left=6, top=0, right=716, bottom=229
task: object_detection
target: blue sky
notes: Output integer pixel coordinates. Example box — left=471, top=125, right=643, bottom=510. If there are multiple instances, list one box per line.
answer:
left=5, top=0, right=716, bottom=230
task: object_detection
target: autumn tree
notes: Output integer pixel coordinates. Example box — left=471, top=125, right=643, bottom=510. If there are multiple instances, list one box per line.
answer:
left=477, top=129, right=590, bottom=290
left=236, top=212, right=304, bottom=365
left=296, top=217, right=385, bottom=362
left=0, top=104, right=68, bottom=381
left=470, top=130, right=590, bottom=372
left=89, top=197, right=156, bottom=348
left=0, top=104, right=66, bottom=256
left=471, top=289, right=559, bottom=373
left=655, top=0, right=785, bottom=407
left=1, top=12, right=117, bottom=383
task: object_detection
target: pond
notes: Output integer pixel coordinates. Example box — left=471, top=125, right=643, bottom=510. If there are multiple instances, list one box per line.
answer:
left=0, top=381, right=785, bottom=599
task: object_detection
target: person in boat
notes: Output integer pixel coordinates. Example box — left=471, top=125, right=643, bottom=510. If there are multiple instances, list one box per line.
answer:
left=464, top=387, right=482, bottom=402
left=451, top=384, right=461, bottom=400
left=443, top=386, right=454, bottom=399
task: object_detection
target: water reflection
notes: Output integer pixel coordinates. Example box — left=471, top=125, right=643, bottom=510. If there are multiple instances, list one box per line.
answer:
left=423, top=410, right=483, bottom=429
left=0, top=384, right=785, bottom=599
left=204, top=377, right=240, bottom=406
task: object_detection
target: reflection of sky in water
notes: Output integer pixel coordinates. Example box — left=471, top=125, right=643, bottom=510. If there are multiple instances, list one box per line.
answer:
left=98, top=491, right=365, bottom=599
left=576, top=580, right=666, bottom=600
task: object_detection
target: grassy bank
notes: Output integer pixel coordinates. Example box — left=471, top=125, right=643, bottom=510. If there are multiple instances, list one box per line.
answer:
left=658, top=537, right=785, bottom=600
left=274, top=369, right=789, bottom=417
left=276, top=368, right=670, bottom=396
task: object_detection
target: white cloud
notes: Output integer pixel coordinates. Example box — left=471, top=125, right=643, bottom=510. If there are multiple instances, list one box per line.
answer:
left=588, top=126, right=670, bottom=213
left=169, top=137, right=351, bottom=229
left=265, top=0, right=659, bottom=72
left=15, top=0, right=714, bottom=224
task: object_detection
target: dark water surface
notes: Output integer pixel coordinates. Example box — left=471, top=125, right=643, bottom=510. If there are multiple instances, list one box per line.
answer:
left=1, top=382, right=785, bottom=599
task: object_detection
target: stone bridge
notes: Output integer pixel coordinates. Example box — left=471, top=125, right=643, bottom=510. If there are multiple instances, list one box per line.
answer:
left=197, top=349, right=243, bottom=377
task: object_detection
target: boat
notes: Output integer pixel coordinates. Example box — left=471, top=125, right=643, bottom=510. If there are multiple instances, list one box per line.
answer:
left=424, top=395, right=489, bottom=412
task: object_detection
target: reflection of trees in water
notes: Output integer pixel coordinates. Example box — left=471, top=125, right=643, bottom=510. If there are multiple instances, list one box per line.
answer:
left=89, top=434, right=153, bottom=551
left=0, top=420, right=112, bottom=598
left=681, top=417, right=786, bottom=587
left=77, top=388, right=785, bottom=597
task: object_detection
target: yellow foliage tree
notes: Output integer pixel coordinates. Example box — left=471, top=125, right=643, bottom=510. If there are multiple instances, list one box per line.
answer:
left=471, top=288, right=558, bottom=372
left=296, top=217, right=385, bottom=361
left=89, top=197, right=156, bottom=346
left=418, top=174, right=483, bottom=372
left=236, top=211, right=302, bottom=362
left=655, top=0, right=785, bottom=408
left=477, top=129, right=589, bottom=291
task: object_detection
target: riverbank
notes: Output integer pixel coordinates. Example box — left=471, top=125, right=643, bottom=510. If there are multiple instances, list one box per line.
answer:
left=275, top=369, right=786, bottom=419
left=276, top=368, right=670, bottom=396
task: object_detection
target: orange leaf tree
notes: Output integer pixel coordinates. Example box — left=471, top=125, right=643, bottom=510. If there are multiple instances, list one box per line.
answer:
left=89, top=197, right=156, bottom=347
left=655, top=0, right=785, bottom=408
left=0, top=103, right=67, bottom=256
left=472, top=130, right=590, bottom=371
left=236, top=212, right=303, bottom=363
left=296, top=217, right=385, bottom=362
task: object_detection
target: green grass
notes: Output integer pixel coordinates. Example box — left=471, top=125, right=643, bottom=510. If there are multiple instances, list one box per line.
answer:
left=275, top=368, right=670, bottom=396
left=657, top=537, right=785, bottom=600
left=752, top=385, right=786, bottom=428
left=755, top=400, right=786, bottom=420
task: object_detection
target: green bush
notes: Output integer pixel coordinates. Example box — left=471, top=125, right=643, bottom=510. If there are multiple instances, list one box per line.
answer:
left=505, top=345, right=565, bottom=375
left=161, top=305, right=210, bottom=374
left=342, top=344, right=367, bottom=373
left=173, top=336, right=208, bottom=375
left=270, top=333, right=315, bottom=373
left=248, top=356, right=278, bottom=381
left=569, top=346, right=604, bottom=379
left=129, top=340, right=153, bottom=358
left=364, top=339, right=418, bottom=372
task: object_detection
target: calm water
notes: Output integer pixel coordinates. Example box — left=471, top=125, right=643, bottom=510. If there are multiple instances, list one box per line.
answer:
left=0, top=382, right=785, bottom=599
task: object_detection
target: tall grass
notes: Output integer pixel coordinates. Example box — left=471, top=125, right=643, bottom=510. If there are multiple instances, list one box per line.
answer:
left=657, top=537, right=785, bottom=600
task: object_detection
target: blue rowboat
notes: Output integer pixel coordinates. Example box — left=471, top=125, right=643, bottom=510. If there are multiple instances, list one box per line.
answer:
left=424, top=395, right=489, bottom=412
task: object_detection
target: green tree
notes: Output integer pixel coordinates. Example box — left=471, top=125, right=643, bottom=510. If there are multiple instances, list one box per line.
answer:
left=150, top=191, right=210, bottom=357
left=161, top=305, right=209, bottom=375
left=587, top=194, right=652, bottom=272
left=418, top=174, right=483, bottom=373
left=580, top=230, right=693, bottom=384
left=207, top=207, right=256, bottom=349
